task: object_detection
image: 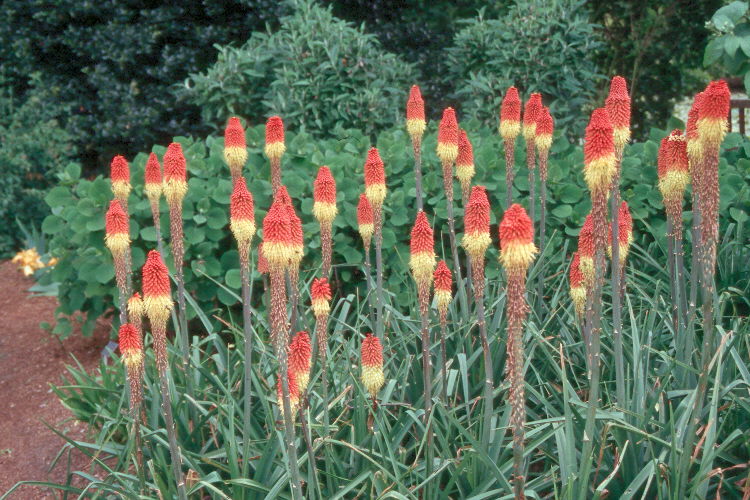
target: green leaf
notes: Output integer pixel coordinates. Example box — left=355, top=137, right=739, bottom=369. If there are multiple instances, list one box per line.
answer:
left=726, top=35, right=741, bottom=57
left=704, top=37, right=726, bottom=66
left=225, top=268, right=242, bottom=289
left=45, top=187, right=74, bottom=208
left=559, top=184, right=583, bottom=204
left=42, top=215, right=64, bottom=234
left=713, top=1, right=748, bottom=28
left=730, top=207, right=749, bottom=222
left=551, top=204, right=573, bottom=218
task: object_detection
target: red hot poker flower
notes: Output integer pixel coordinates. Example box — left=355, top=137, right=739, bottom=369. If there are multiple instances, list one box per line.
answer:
left=110, top=155, right=131, bottom=202
left=224, top=116, right=248, bottom=176
left=500, top=86, right=522, bottom=140
left=456, top=130, right=475, bottom=196
left=311, top=277, right=332, bottom=318
left=697, top=80, right=730, bottom=147
left=617, top=201, right=634, bottom=263
left=118, top=323, right=143, bottom=368
left=605, top=76, right=631, bottom=151
left=577, top=214, right=595, bottom=284
left=437, top=107, right=459, bottom=163
left=265, top=116, right=286, bottom=160
left=142, top=250, right=173, bottom=326
left=523, top=93, right=543, bottom=142
left=364, top=147, right=387, bottom=209
left=406, top=85, right=426, bottom=140
left=144, top=152, right=162, bottom=202
left=499, top=203, right=537, bottom=273
left=434, top=260, right=452, bottom=315
left=535, top=106, right=554, bottom=152
left=105, top=200, right=130, bottom=257
left=583, top=108, right=616, bottom=194
left=313, top=166, right=337, bottom=224
left=409, top=211, right=436, bottom=288
left=276, top=368, right=300, bottom=417
left=569, top=252, right=586, bottom=316
left=659, top=130, right=690, bottom=203
left=163, top=142, right=188, bottom=205
left=262, top=199, right=293, bottom=270
left=361, top=333, right=385, bottom=398
left=462, top=185, right=492, bottom=261
left=357, top=193, right=374, bottom=247
left=289, top=331, right=312, bottom=393
left=230, top=177, right=256, bottom=248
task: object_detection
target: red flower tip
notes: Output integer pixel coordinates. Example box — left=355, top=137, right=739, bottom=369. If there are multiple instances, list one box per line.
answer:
left=105, top=200, right=129, bottom=235
left=584, top=107, right=615, bottom=160
left=357, top=193, right=374, bottom=224
left=164, top=142, right=187, bottom=181
left=499, top=203, right=533, bottom=245
left=687, top=92, right=703, bottom=140
left=523, top=93, right=543, bottom=126
left=314, top=166, right=337, bottom=203
left=569, top=252, right=584, bottom=288
left=406, top=85, right=425, bottom=121
left=266, top=116, right=285, bottom=144
left=501, top=86, right=521, bottom=122
left=578, top=214, right=594, bottom=258
left=699, top=80, right=730, bottom=121
left=410, top=210, right=434, bottom=255
left=263, top=199, right=292, bottom=246
left=274, top=184, right=292, bottom=206
left=457, top=129, right=474, bottom=166
left=145, top=153, right=162, bottom=185
left=465, top=185, right=491, bottom=235
left=536, top=106, right=554, bottom=136
left=605, top=76, right=631, bottom=128
left=311, top=277, right=332, bottom=301
left=364, top=147, right=385, bottom=186
left=142, top=250, right=170, bottom=297
left=289, top=331, right=312, bottom=376
left=361, top=333, right=383, bottom=367
left=433, top=260, right=452, bottom=292
left=110, top=155, right=130, bottom=182
left=224, top=117, right=246, bottom=148
left=618, top=201, right=633, bottom=245
left=230, top=177, right=254, bottom=221
left=118, top=323, right=142, bottom=354
left=438, top=107, right=459, bottom=145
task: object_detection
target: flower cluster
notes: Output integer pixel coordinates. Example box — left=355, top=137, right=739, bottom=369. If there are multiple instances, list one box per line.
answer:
left=500, top=86, right=521, bottom=141
left=163, top=143, right=188, bottom=206
left=406, top=85, right=426, bottom=141
left=499, top=204, right=537, bottom=273
left=361, top=333, right=385, bottom=398
left=409, top=211, right=436, bottom=289
left=462, top=186, right=492, bottom=261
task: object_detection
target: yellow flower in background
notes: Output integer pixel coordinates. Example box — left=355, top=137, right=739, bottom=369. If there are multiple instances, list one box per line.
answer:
left=12, top=248, right=55, bottom=276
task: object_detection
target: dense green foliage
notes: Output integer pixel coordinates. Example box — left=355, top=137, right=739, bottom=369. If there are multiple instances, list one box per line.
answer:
left=446, top=0, right=603, bottom=137
left=180, top=0, right=418, bottom=138
left=705, top=1, right=750, bottom=91
left=0, top=0, right=286, bottom=169
left=21, top=206, right=750, bottom=498
left=40, top=116, right=750, bottom=338
left=590, top=0, right=721, bottom=139
left=0, top=76, right=80, bottom=256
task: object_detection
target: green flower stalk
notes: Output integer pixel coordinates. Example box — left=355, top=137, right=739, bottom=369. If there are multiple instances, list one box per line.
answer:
left=364, top=148, right=387, bottom=341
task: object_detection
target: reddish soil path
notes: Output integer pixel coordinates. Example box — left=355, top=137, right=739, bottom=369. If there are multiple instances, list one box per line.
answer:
left=0, top=261, right=110, bottom=498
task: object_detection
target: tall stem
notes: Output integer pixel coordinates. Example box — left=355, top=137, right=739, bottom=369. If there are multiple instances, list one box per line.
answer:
left=157, top=369, right=188, bottom=500
left=321, top=223, right=333, bottom=278
left=537, top=161, right=547, bottom=307
left=413, top=139, right=424, bottom=211
left=443, top=160, right=468, bottom=315
left=240, top=259, right=254, bottom=478
left=418, top=290, right=433, bottom=497
left=526, top=142, right=536, bottom=245
left=505, top=139, right=515, bottom=208
left=363, top=245, right=375, bottom=324
left=507, top=272, right=528, bottom=499
left=472, top=261, right=493, bottom=447
left=610, top=182, right=625, bottom=408
left=271, top=158, right=282, bottom=192
left=439, top=315, right=448, bottom=403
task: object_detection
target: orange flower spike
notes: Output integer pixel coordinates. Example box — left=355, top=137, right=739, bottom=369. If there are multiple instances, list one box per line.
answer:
left=659, top=130, right=690, bottom=203
left=361, top=333, right=385, bottom=398
left=605, top=76, right=631, bottom=153
left=357, top=193, right=374, bottom=248
left=261, top=199, right=293, bottom=271
left=272, top=186, right=303, bottom=265
left=456, top=130, right=475, bottom=198
left=313, top=166, right=338, bottom=225
left=523, top=93, right=543, bottom=143
left=500, top=86, right=522, bottom=140
left=163, top=142, right=188, bottom=206
left=617, top=201, right=634, bottom=264
left=276, top=369, right=300, bottom=417
left=577, top=214, right=595, bottom=284
left=462, top=185, right=492, bottom=262
left=364, top=147, right=387, bottom=209
left=144, top=153, right=163, bottom=203
left=686, top=92, right=704, bottom=170
left=499, top=203, right=538, bottom=273
left=311, top=277, right=332, bottom=319
left=569, top=252, right=586, bottom=317
left=583, top=108, right=617, bottom=195
left=224, top=117, right=248, bottom=178
left=437, top=107, right=459, bottom=164
left=265, top=116, right=286, bottom=161
left=229, top=177, right=256, bottom=250
left=433, top=260, right=453, bottom=316
left=142, top=250, right=174, bottom=326
left=406, top=85, right=426, bottom=141
left=105, top=200, right=130, bottom=258
left=289, top=331, right=312, bottom=393
left=409, top=211, right=436, bottom=289
left=118, top=323, right=144, bottom=368
left=535, top=107, right=554, bottom=154
left=110, top=155, right=131, bottom=203
left=697, top=80, right=730, bottom=148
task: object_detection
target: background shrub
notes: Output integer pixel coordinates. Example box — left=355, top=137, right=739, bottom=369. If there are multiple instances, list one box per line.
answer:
left=0, top=75, right=80, bottom=256
left=445, top=0, right=603, bottom=137
left=180, top=0, right=418, bottom=138
left=40, top=114, right=750, bottom=338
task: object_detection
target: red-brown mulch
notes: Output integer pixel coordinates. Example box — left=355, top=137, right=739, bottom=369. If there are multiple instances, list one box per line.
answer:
left=0, top=260, right=110, bottom=498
